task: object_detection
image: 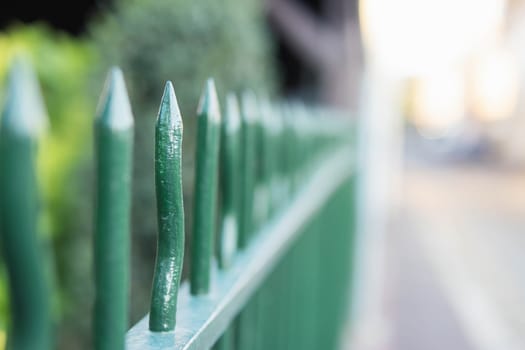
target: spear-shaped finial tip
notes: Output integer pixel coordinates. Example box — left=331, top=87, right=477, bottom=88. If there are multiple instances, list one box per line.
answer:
left=197, top=78, right=221, bottom=123
left=225, top=92, right=241, bottom=133
left=96, top=67, right=134, bottom=130
left=259, top=97, right=274, bottom=128
left=1, top=55, right=48, bottom=137
left=241, top=90, right=258, bottom=123
left=157, top=81, right=182, bottom=128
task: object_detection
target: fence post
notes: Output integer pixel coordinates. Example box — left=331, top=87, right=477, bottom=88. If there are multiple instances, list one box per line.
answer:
left=93, top=67, right=134, bottom=350
left=259, top=99, right=276, bottom=218
left=149, top=82, right=185, bottom=332
left=211, top=93, right=242, bottom=350
left=238, top=92, right=258, bottom=248
left=218, top=93, right=241, bottom=269
left=0, top=57, right=51, bottom=350
left=190, top=79, right=221, bottom=295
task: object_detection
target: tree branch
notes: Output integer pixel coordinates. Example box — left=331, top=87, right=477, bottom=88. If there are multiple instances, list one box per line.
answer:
left=265, top=0, right=343, bottom=68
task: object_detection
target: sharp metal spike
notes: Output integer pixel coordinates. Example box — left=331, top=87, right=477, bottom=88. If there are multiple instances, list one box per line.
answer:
left=96, top=67, right=134, bottom=130
left=1, top=56, right=48, bottom=137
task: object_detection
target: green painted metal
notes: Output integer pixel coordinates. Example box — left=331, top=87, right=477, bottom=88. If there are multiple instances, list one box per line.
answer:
left=213, top=93, right=242, bottom=349
left=149, top=82, right=185, bottom=332
left=93, top=67, right=134, bottom=350
left=190, top=79, right=222, bottom=295
left=266, top=104, right=283, bottom=210
left=211, top=325, right=235, bottom=350
left=234, top=92, right=260, bottom=350
left=0, top=57, right=51, bottom=350
left=238, top=92, right=258, bottom=248
left=217, top=93, right=241, bottom=269
left=259, top=100, right=276, bottom=218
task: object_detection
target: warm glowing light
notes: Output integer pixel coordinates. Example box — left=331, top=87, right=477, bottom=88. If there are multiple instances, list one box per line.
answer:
left=360, top=0, right=506, bottom=77
left=410, top=71, right=466, bottom=136
left=469, top=49, right=520, bottom=122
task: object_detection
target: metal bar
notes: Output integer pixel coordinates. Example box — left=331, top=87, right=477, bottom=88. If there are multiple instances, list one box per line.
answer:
left=260, top=100, right=277, bottom=218
left=190, top=79, right=222, bottom=295
left=217, top=93, right=241, bottom=269
left=236, top=296, right=256, bottom=350
left=94, top=67, right=134, bottom=350
left=0, top=57, right=51, bottom=350
left=149, top=82, right=185, bottom=332
left=211, top=324, right=235, bottom=350
left=126, top=144, right=354, bottom=350
left=213, top=93, right=241, bottom=350
left=235, top=92, right=260, bottom=348
left=238, top=92, right=258, bottom=248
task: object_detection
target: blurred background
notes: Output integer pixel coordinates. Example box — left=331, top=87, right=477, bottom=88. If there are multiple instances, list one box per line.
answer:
left=1, top=0, right=525, bottom=349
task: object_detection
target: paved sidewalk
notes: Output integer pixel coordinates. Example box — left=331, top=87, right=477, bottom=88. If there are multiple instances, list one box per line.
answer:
left=387, top=215, right=474, bottom=350
left=342, top=161, right=525, bottom=350
left=389, top=163, right=525, bottom=350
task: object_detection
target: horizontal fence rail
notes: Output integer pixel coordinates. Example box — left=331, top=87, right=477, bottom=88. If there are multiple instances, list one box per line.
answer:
left=0, top=57, right=356, bottom=350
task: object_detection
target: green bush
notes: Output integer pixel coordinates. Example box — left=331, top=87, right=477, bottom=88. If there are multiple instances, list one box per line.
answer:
left=92, top=0, right=275, bottom=116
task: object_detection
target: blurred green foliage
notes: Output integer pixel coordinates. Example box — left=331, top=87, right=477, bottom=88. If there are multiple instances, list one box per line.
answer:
left=93, top=0, right=275, bottom=117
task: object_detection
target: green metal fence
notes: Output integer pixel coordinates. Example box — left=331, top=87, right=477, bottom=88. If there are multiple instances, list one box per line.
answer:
left=0, top=58, right=356, bottom=350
